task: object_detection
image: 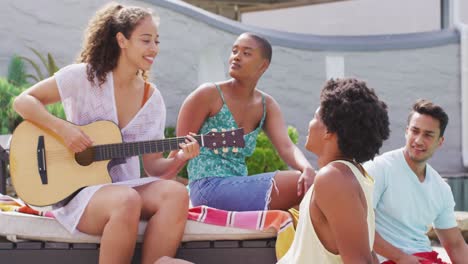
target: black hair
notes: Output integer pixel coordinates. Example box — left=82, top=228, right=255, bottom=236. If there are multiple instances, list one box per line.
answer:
left=408, top=99, right=448, bottom=137
left=320, top=78, right=390, bottom=163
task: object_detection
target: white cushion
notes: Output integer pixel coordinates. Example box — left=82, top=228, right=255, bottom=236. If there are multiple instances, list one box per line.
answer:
left=0, top=211, right=276, bottom=243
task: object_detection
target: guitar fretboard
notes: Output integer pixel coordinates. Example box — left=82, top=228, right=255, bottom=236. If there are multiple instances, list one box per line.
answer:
left=93, top=135, right=203, bottom=161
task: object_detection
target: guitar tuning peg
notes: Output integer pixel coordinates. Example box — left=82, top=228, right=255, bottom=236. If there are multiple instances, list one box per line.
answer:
left=232, top=147, right=238, bottom=153
left=231, top=127, right=235, bottom=130
left=221, top=128, right=226, bottom=132
left=211, top=128, right=218, bottom=132
left=222, top=147, right=228, bottom=153
left=214, top=149, right=219, bottom=154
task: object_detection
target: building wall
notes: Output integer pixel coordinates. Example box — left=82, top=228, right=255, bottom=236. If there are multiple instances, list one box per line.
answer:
left=0, top=0, right=464, bottom=174
left=241, top=0, right=441, bottom=35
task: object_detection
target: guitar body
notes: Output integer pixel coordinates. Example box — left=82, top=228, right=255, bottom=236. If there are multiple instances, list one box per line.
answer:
left=10, top=120, right=122, bottom=206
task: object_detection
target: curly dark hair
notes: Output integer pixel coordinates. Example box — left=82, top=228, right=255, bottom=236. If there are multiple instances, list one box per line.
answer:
left=319, top=78, right=390, bottom=163
left=77, top=3, right=154, bottom=86
left=408, top=99, right=448, bottom=137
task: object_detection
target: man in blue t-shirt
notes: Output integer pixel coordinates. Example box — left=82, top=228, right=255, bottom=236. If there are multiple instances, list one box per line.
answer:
left=364, top=99, right=468, bottom=263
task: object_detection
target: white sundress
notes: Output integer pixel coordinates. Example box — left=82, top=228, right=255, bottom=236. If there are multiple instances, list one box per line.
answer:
left=52, top=63, right=166, bottom=233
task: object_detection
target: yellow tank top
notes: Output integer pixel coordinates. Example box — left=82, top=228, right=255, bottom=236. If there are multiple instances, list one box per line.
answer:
left=277, top=160, right=375, bottom=264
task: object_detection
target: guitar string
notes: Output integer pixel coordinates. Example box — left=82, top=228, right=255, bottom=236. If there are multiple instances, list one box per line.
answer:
left=94, top=134, right=238, bottom=155
left=43, top=137, right=196, bottom=158
left=42, top=132, right=241, bottom=160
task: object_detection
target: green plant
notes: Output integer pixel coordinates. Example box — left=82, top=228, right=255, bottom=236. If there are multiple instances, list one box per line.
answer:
left=246, top=126, right=299, bottom=175
left=7, top=55, right=28, bottom=87
left=0, top=78, right=23, bottom=134
left=46, top=102, right=66, bottom=120
left=0, top=77, right=65, bottom=134
left=20, top=47, right=59, bottom=83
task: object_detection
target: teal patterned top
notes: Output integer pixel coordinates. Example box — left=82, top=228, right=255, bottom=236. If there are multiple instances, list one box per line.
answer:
left=188, top=84, right=266, bottom=183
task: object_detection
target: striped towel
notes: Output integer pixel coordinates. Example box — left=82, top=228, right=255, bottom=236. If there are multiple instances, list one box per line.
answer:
left=0, top=194, right=54, bottom=218
left=188, top=205, right=297, bottom=259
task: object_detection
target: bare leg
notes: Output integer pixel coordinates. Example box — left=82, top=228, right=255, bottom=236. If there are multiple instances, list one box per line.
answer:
left=135, top=180, right=189, bottom=264
left=268, top=170, right=303, bottom=210
left=77, top=185, right=142, bottom=264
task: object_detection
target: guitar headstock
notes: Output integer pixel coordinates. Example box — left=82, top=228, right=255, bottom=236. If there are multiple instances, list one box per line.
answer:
left=202, top=128, right=245, bottom=151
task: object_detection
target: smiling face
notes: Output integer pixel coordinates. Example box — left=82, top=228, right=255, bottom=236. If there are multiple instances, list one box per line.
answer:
left=404, top=112, right=444, bottom=164
left=117, top=15, right=159, bottom=71
left=228, top=34, right=269, bottom=80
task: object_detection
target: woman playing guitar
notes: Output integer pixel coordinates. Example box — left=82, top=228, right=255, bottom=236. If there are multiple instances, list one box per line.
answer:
left=13, top=3, right=198, bottom=264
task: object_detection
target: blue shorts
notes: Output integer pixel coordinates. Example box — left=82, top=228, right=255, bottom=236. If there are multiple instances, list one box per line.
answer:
left=189, top=172, right=277, bottom=211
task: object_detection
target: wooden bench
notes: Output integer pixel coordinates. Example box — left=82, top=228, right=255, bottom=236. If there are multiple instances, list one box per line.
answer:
left=0, top=135, right=277, bottom=263
left=0, top=238, right=276, bottom=264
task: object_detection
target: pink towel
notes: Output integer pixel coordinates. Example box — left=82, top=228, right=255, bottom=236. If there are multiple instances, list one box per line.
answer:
left=0, top=194, right=54, bottom=218
left=188, top=205, right=293, bottom=231
left=188, top=205, right=296, bottom=259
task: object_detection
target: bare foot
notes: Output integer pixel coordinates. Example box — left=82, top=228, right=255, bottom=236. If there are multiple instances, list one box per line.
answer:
left=154, top=256, right=194, bottom=264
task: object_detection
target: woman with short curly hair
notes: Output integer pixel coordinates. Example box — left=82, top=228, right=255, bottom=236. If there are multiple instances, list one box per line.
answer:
left=278, top=78, right=390, bottom=264
left=13, top=3, right=198, bottom=264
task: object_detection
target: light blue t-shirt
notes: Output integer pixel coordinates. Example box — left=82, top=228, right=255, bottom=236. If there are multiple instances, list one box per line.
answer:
left=363, top=148, right=456, bottom=255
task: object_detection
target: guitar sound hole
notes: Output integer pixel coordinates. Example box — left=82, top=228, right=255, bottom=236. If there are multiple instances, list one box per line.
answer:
left=75, top=148, right=94, bottom=166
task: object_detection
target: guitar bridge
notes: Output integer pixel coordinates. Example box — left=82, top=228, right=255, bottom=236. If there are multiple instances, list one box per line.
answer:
left=36, top=136, right=48, bottom=184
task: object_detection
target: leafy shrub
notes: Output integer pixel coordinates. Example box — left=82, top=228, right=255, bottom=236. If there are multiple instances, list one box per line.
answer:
left=7, top=55, right=28, bottom=87
left=46, top=102, right=66, bottom=121
left=0, top=49, right=62, bottom=134
left=20, top=47, right=59, bottom=83
left=0, top=78, right=24, bottom=134
left=0, top=77, right=65, bottom=134
left=246, top=126, right=299, bottom=175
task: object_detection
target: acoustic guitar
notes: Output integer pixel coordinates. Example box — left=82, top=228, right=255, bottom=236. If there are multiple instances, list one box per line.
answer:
left=9, top=120, right=244, bottom=207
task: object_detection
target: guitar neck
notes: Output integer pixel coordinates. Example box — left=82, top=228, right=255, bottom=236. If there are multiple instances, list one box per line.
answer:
left=93, top=135, right=203, bottom=161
